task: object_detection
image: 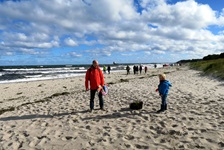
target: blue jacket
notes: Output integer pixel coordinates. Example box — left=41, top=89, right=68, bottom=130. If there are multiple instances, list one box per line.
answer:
left=158, top=80, right=172, bottom=95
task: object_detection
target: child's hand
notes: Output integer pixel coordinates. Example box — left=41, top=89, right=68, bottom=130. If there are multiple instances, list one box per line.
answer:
left=155, top=88, right=158, bottom=92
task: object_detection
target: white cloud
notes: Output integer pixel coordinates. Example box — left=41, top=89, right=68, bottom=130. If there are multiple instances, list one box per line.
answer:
left=121, top=53, right=134, bottom=56
left=154, top=50, right=166, bottom=54
left=142, top=0, right=217, bottom=29
left=145, top=51, right=151, bottom=55
left=5, top=52, right=14, bottom=56
left=64, top=38, right=78, bottom=46
left=217, top=8, right=224, bottom=26
left=17, top=33, right=27, bottom=40
left=67, top=52, right=82, bottom=57
left=20, top=48, right=41, bottom=55
left=0, top=0, right=223, bottom=64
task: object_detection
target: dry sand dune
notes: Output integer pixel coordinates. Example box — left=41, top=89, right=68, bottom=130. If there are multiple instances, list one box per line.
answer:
left=0, top=66, right=224, bottom=149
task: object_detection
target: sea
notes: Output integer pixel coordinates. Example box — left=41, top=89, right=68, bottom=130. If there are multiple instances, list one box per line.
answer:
left=0, top=63, right=164, bottom=84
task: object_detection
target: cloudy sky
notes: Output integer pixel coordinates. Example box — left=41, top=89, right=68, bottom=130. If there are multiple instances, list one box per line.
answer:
left=0, top=0, right=224, bottom=65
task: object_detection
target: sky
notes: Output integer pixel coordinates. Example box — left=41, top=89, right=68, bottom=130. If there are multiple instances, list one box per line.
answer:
left=0, top=0, right=224, bottom=65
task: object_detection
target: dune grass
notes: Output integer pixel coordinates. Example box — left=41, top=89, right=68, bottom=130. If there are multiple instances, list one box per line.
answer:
left=190, top=58, right=224, bottom=80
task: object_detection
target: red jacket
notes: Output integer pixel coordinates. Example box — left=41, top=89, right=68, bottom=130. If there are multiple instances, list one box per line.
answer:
left=85, top=66, right=105, bottom=90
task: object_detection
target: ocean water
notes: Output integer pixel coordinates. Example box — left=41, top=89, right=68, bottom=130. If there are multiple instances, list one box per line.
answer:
left=0, top=63, right=163, bottom=84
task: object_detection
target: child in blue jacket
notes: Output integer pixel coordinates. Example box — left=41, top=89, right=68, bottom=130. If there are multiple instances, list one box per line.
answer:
left=156, top=74, right=172, bottom=113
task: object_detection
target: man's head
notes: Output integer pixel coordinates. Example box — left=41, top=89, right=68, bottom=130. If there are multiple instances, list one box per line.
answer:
left=92, top=60, right=99, bottom=68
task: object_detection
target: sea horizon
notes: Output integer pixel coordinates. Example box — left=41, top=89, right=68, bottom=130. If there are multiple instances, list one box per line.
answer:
left=0, top=63, right=172, bottom=84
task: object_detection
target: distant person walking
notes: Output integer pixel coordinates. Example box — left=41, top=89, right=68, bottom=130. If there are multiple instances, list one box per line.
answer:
left=126, top=65, right=130, bottom=75
left=144, top=66, right=147, bottom=74
left=133, top=65, right=136, bottom=74
left=103, top=65, right=107, bottom=74
left=85, top=60, right=105, bottom=112
left=107, top=65, right=111, bottom=74
left=139, top=65, right=142, bottom=74
left=154, top=64, right=157, bottom=68
left=136, top=66, right=139, bottom=74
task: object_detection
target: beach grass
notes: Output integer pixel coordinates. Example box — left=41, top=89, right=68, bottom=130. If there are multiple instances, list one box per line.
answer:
left=190, top=58, right=224, bottom=80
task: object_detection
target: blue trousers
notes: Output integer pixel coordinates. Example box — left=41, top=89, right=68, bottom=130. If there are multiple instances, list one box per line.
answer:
left=161, top=95, right=168, bottom=106
left=90, top=89, right=104, bottom=109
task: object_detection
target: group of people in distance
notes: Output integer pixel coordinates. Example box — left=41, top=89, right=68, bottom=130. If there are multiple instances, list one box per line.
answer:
left=85, top=60, right=172, bottom=113
left=126, top=65, right=148, bottom=75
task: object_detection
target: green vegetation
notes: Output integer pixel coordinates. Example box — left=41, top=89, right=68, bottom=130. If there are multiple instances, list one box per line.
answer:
left=177, top=52, right=224, bottom=80
left=177, top=52, right=224, bottom=64
left=190, top=58, right=224, bottom=80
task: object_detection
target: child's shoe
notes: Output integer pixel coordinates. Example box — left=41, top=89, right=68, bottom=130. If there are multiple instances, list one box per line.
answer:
left=157, top=105, right=165, bottom=113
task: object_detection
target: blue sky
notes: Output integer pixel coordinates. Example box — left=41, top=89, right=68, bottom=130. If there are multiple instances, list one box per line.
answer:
left=0, top=0, right=224, bottom=65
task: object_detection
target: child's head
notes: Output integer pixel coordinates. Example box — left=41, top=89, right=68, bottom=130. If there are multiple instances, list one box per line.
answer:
left=159, top=74, right=166, bottom=80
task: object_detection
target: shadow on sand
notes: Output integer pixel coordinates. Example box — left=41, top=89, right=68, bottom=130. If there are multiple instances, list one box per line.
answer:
left=0, top=110, right=89, bottom=121
left=81, top=107, right=157, bottom=121
left=0, top=108, right=157, bottom=121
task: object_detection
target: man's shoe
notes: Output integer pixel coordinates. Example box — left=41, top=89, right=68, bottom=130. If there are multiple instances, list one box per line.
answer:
left=157, top=109, right=164, bottom=113
left=100, top=108, right=105, bottom=111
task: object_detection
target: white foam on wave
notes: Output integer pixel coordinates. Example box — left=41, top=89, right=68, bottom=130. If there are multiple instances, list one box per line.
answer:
left=0, top=63, right=166, bottom=84
left=0, top=73, right=85, bottom=84
left=3, top=68, right=87, bottom=75
left=25, top=75, right=43, bottom=78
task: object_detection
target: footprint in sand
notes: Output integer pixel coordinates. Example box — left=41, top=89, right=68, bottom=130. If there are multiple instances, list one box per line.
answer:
left=218, top=142, right=224, bottom=147
left=172, top=124, right=178, bottom=128
left=124, top=134, right=135, bottom=140
left=124, top=143, right=131, bottom=148
left=61, top=136, right=76, bottom=141
left=135, top=144, right=149, bottom=149
left=29, top=137, right=39, bottom=147
left=103, top=132, right=110, bottom=137
left=103, top=126, right=111, bottom=132
left=97, top=137, right=107, bottom=143
left=189, top=117, right=194, bottom=120
left=38, top=137, right=49, bottom=146
left=89, top=140, right=95, bottom=146
left=169, top=129, right=182, bottom=136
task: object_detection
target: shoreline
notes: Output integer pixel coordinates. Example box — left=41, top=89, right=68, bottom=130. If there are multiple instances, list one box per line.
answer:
left=0, top=67, right=173, bottom=112
left=0, top=66, right=224, bottom=149
left=0, top=63, right=166, bottom=84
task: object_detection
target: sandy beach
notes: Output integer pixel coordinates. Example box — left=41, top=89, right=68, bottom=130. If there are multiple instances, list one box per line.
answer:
left=0, top=66, right=224, bottom=150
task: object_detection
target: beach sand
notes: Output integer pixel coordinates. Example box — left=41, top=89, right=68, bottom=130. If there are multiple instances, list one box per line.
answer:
left=0, top=66, right=224, bottom=149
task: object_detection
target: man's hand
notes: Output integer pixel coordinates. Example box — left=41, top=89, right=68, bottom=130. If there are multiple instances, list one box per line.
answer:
left=97, top=85, right=102, bottom=92
left=86, top=88, right=89, bottom=91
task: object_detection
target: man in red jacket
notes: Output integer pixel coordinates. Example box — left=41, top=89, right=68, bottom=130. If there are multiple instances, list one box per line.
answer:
left=85, top=60, right=105, bottom=112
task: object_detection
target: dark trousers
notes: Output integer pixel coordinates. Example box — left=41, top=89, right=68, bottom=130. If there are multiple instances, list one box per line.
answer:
left=90, top=89, right=104, bottom=109
left=161, top=94, right=167, bottom=106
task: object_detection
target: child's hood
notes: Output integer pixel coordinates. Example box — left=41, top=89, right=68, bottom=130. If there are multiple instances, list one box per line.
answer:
left=161, top=80, right=172, bottom=86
